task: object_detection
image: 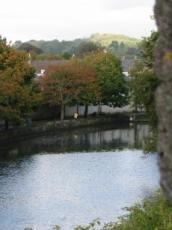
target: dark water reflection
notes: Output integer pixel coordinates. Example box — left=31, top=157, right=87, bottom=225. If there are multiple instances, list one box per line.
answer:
left=0, top=124, right=160, bottom=230
left=1, top=123, right=150, bottom=157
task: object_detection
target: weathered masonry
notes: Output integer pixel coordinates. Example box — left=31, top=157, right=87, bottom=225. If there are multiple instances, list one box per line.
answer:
left=155, top=0, right=172, bottom=201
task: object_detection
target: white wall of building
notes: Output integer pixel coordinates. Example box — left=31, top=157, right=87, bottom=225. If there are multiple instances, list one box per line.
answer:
left=65, top=105, right=133, bottom=117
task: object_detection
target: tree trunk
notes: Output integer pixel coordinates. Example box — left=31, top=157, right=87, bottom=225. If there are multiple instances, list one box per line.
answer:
left=84, top=104, right=88, bottom=118
left=76, top=104, right=79, bottom=114
left=98, top=102, right=102, bottom=115
left=5, top=120, right=9, bottom=130
left=64, top=105, right=66, bottom=119
left=134, top=102, right=138, bottom=113
left=60, top=104, right=65, bottom=121
left=154, top=0, right=172, bottom=201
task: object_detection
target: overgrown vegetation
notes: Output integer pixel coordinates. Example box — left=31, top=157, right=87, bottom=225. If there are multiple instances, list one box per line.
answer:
left=102, top=191, right=172, bottom=230
left=76, top=192, right=172, bottom=230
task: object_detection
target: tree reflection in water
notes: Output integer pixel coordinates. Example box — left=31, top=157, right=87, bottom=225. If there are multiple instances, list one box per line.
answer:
left=0, top=123, right=150, bottom=158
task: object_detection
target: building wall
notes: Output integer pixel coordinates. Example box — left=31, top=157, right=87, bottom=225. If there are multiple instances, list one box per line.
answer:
left=65, top=105, right=133, bottom=117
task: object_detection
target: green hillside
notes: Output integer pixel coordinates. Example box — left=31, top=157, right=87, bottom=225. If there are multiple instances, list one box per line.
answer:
left=90, top=33, right=140, bottom=47
left=13, top=34, right=140, bottom=59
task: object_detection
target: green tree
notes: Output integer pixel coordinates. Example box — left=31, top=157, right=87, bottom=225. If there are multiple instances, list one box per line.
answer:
left=84, top=52, right=128, bottom=110
left=76, top=41, right=102, bottom=57
left=129, top=32, right=159, bottom=126
left=62, top=52, right=72, bottom=60
left=108, top=41, right=119, bottom=55
left=18, top=42, right=43, bottom=54
left=139, top=32, right=159, bottom=68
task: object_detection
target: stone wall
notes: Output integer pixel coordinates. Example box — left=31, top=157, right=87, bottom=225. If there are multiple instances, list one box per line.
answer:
left=155, top=0, right=172, bottom=201
left=0, top=115, right=130, bottom=145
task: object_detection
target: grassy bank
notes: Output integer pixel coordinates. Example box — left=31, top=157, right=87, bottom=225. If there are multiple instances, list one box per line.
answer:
left=101, top=191, right=172, bottom=230
left=75, top=191, right=172, bottom=230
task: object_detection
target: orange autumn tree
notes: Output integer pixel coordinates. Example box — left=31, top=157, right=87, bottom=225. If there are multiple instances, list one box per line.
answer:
left=0, top=37, right=39, bottom=129
left=40, top=60, right=100, bottom=120
left=72, top=60, right=101, bottom=117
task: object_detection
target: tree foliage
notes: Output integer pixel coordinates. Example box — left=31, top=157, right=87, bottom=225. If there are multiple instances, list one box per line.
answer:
left=0, top=37, right=39, bottom=128
left=83, top=52, right=128, bottom=107
left=76, top=41, right=102, bottom=56
left=18, top=43, right=43, bottom=55
left=129, top=32, right=159, bottom=126
left=138, top=32, right=159, bottom=68
left=40, top=60, right=100, bottom=120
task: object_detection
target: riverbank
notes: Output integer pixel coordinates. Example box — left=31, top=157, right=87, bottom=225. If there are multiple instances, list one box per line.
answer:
left=73, top=191, right=170, bottom=230
left=0, top=112, right=148, bottom=144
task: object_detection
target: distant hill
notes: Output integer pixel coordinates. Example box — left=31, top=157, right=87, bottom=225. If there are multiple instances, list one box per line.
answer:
left=90, top=33, right=140, bottom=47
left=13, top=34, right=140, bottom=59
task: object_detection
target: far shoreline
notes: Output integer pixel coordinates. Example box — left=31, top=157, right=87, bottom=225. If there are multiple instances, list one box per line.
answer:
left=0, top=112, right=148, bottom=146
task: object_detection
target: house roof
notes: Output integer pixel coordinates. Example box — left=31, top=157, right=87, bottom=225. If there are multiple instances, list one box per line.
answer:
left=31, top=60, right=68, bottom=72
left=121, top=58, right=135, bottom=72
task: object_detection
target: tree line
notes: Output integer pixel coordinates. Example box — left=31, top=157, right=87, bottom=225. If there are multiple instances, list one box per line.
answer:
left=0, top=32, right=157, bottom=130
left=0, top=36, right=129, bottom=128
left=13, top=33, right=139, bottom=60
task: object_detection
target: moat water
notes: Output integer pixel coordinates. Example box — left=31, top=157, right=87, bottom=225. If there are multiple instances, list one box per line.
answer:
left=0, top=124, right=160, bottom=230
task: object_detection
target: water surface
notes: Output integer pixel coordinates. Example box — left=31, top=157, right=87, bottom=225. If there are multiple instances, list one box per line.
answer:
left=0, top=124, right=160, bottom=230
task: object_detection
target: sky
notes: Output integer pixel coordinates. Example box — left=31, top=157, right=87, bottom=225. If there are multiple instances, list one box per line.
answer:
left=1, top=0, right=156, bottom=42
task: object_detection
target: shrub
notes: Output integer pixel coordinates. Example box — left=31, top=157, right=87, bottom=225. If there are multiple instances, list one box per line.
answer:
left=102, top=191, right=172, bottom=230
